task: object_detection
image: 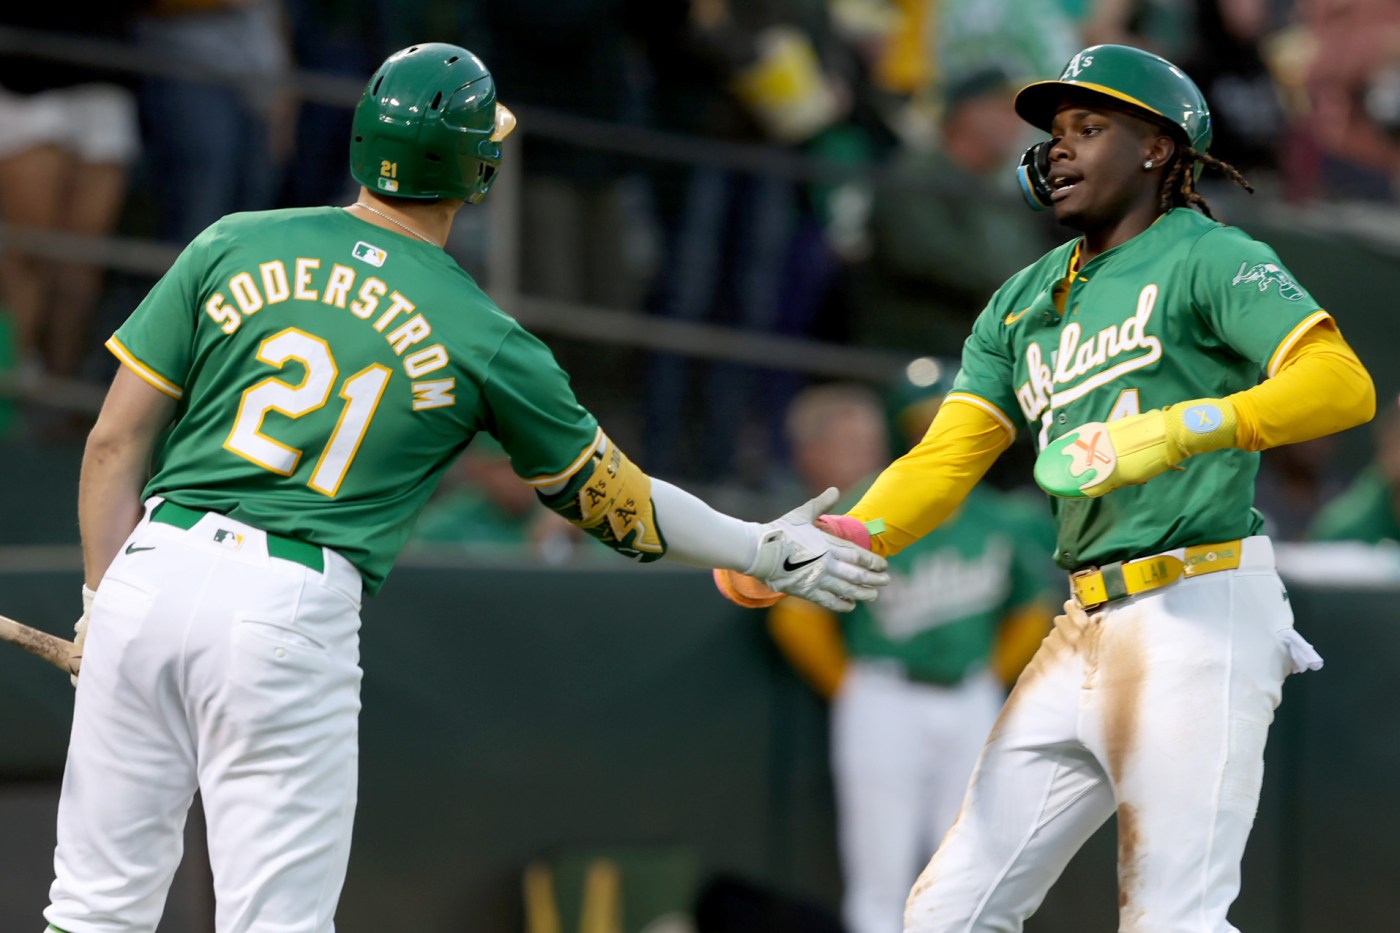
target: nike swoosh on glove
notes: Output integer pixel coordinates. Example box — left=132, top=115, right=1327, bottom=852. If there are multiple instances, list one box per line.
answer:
left=713, top=488, right=889, bottom=612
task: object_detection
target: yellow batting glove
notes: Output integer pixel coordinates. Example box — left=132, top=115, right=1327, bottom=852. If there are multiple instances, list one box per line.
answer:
left=1034, top=398, right=1238, bottom=498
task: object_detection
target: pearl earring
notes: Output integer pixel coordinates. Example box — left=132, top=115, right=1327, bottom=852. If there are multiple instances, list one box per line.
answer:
left=1144, top=160, right=1154, bottom=169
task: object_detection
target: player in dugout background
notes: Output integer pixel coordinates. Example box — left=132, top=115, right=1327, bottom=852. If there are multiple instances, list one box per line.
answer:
left=40, top=43, right=890, bottom=933
left=716, top=44, right=1376, bottom=932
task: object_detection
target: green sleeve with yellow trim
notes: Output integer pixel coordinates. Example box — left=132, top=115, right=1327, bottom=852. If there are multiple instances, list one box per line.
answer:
left=108, top=228, right=214, bottom=395
left=847, top=400, right=1012, bottom=557
left=1186, top=224, right=1327, bottom=375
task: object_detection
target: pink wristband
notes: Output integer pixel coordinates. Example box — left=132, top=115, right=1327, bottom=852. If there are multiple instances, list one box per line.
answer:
left=816, top=513, right=871, bottom=550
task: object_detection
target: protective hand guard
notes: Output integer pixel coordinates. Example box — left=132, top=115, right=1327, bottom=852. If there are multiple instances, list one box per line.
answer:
left=71, top=584, right=95, bottom=687
left=713, top=488, right=889, bottom=613
left=540, top=439, right=666, bottom=561
left=1035, top=398, right=1238, bottom=498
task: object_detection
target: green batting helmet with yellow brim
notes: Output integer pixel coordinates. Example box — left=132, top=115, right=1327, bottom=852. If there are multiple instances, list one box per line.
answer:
left=1014, top=44, right=1212, bottom=153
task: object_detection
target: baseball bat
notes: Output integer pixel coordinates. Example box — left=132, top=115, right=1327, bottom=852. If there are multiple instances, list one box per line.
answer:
left=0, top=614, right=77, bottom=674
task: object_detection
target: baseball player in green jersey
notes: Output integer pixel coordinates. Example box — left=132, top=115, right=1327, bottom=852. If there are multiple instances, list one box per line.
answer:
left=766, top=370, right=1055, bottom=933
left=717, top=44, right=1377, bottom=930
left=43, top=44, right=888, bottom=933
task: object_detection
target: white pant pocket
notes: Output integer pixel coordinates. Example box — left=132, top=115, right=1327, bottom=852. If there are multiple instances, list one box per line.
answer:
left=1278, top=627, right=1324, bottom=675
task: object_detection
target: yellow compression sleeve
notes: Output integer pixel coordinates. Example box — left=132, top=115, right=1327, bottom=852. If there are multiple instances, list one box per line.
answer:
left=847, top=398, right=1015, bottom=558
left=766, top=597, right=848, bottom=700
left=1229, top=320, right=1376, bottom=452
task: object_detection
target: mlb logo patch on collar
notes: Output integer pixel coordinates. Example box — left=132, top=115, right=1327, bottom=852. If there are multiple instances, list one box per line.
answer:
left=353, top=241, right=387, bottom=267
left=213, top=528, right=244, bottom=550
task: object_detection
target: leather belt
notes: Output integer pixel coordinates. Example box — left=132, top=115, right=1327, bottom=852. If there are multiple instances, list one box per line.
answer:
left=1070, top=540, right=1243, bottom=610
left=150, top=501, right=324, bottom=573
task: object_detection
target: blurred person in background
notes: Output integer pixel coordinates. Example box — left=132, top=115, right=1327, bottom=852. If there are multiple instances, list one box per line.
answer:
left=1309, top=395, right=1400, bottom=543
left=0, top=7, right=142, bottom=386
left=766, top=361, right=1055, bottom=933
left=479, top=0, right=655, bottom=313
left=134, top=0, right=294, bottom=244
left=1181, top=0, right=1288, bottom=183
left=850, top=67, right=1061, bottom=357
left=407, top=434, right=586, bottom=563
left=635, top=0, right=850, bottom=486
left=935, top=0, right=1078, bottom=94
left=1252, top=436, right=1347, bottom=541
left=1073, top=0, right=1194, bottom=59
left=1286, top=0, right=1400, bottom=200
left=277, top=0, right=389, bottom=210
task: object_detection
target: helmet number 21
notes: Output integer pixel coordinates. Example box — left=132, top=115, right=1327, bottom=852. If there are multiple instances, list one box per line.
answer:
left=224, top=327, right=392, bottom=497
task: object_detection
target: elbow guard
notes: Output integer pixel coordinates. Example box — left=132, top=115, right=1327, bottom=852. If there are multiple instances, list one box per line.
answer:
left=539, top=437, right=666, bottom=561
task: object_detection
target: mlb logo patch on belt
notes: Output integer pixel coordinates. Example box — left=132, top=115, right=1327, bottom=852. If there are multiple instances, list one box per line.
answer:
left=1071, top=540, right=1242, bottom=609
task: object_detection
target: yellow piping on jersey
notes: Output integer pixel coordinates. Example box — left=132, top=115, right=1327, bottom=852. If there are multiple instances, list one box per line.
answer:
left=943, top=393, right=1016, bottom=437
left=1267, top=310, right=1331, bottom=378
left=521, top=426, right=605, bottom=488
left=106, top=337, right=184, bottom=399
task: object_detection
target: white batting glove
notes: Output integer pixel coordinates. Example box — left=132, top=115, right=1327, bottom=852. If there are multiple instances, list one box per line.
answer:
left=71, top=585, right=96, bottom=688
left=746, top=488, right=889, bottom=612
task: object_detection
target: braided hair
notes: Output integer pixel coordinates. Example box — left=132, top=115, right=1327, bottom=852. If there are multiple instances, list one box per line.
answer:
left=1158, top=147, right=1254, bottom=218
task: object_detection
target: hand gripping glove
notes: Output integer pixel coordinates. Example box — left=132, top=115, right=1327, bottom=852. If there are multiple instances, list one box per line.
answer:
left=1034, top=398, right=1237, bottom=498
left=71, top=584, right=96, bottom=687
left=713, top=488, right=889, bottom=612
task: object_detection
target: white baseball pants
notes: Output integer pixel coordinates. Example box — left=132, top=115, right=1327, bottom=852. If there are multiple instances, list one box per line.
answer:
left=904, top=536, right=1317, bottom=933
left=45, top=499, right=364, bottom=933
left=833, top=664, right=1002, bottom=933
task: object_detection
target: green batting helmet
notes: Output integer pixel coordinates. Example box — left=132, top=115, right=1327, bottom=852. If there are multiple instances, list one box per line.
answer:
left=350, top=43, right=517, bottom=204
left=1014, top=44, right=1212, bottom=153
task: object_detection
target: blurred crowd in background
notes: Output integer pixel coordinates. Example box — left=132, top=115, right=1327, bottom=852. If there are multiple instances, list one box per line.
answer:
left=2, top=0, right=1400, bottom=555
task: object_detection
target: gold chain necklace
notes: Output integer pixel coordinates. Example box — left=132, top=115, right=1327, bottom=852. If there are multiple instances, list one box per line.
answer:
left=349, top=202, right=439, bottom=246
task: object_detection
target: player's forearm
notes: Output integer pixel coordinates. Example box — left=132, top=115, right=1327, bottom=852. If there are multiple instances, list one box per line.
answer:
left=846, top=399, right=1013, bottom=557
left=78, top=430, right=151, bottom=589
left=649, top=478, right=760, bottom=570
left=767, top=598, right=848, bottom=699
left=1229, top=322, right=1376, bottom=452
left=78, top=367, right=177, bottom=589
left=992, top=602, right=1054, bottom=688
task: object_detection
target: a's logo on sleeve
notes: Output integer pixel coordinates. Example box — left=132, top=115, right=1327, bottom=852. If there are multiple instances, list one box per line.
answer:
left=353, top=241, right=387, bottom=267
left=1231, top=261, right=1304, bottom=301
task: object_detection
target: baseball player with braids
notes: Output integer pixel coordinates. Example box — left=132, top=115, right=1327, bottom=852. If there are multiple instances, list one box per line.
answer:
left=718, top=44, right=1376, bottom=930
left=44, top=43, right=887, bottom=933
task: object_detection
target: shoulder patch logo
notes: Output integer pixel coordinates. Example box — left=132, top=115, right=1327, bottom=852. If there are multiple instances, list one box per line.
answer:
left=1231, top=261, right=1304, bottom=301
left=353, top=241, right=387, bottom=268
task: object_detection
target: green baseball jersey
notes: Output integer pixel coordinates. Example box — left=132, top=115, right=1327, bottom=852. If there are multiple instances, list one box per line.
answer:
left=109, top=207, right=599, bottom=594
left=841, top=483, right=1054, bottom=685
left=954, top=208, right=1330, bottom=570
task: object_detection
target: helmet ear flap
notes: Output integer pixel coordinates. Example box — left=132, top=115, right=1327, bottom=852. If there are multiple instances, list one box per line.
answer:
left=1017, top=140, right=1054, bottom=212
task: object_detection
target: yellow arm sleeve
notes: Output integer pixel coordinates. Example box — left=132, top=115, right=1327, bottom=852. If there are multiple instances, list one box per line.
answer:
left=1229, top=320, right=1376, bottom=452
left=846, top=398, right=1014, bottom=557
left=991, top=602, right=1054, bottom=689
left=766, top=597, right=848, bottom=700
